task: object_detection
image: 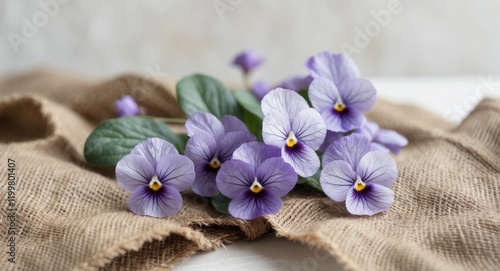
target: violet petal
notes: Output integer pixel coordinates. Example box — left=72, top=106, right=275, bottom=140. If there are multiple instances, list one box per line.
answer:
left=251, top=81, right=270, bottom=101
left=128, top=185, right=183, bottom=217
left=185, top=112, right=225, bottom=140
left=338, top=78, right=377, bottom=112
left=356, top=151, right=398, bottom=187
left=184, top=133, right=217, bottom=166
left=116, top=154, right=154, bottom=191
left=309, top=77, right=341, bottom=113
left=156, top=154, right=195, bottom=192
left=323, top=134, right=371, bottom=168
left=232, top=49, right=264, bottom=74
left=115, top=95, right=140, bottom=117
left=318, top=130, right=343, bottom=153
left=276, top=75, right=313, bottom=91
left=282, top=142, right=320, bottom=177
left=261, top=88, right=309, bottom=119
left=306, top=52, right=360, bottom=85
left=345, top=184, right=394, bottom=216
left=217, top=131, right=257, bottom=162
left=131, top=138, right=178, bottom=168
left=375, top=129, right=408, bottom=155
left=256, top=157, right=297, bottom=197
left=232, top=142, right=281, bottom=168
left=292, top=108, right=326, bottom=150
left=320, top=106, right=365, bottom=132
left=191, top=164, right=220, bottom=197
left=216, top=160, right=255, bottom=198
left=221, top=115, right=250, bottom=134
left=320, top=160, right=357, bottom=202
left=262, top=111, right=291, bottom=148
left=228, top=189, right=283, bottom=220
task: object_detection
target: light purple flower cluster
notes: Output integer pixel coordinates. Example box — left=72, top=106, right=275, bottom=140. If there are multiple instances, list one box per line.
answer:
left=185, top=112, right=256, bottom=197
left=112, top=50, right=408, bottom=219
left=301, top=52, right=406, bottom=215
left=115, top=138, right=195, bottom=217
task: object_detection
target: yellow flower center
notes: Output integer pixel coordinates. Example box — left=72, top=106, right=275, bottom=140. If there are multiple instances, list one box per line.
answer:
left=286, top=131, right=298, bottom=148
left=354, top=177, right=366, bottom=192
left=334, top=100, right=346, bottom=112
left=149, top=176, right=162, bottom=191
left=209, top=157, right=221, bottom=169
left=250, top=178, right=263, bottom=193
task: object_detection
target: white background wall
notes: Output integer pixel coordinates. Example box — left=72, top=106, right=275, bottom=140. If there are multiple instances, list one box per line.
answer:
left=1, top=0, right=499, bottom=83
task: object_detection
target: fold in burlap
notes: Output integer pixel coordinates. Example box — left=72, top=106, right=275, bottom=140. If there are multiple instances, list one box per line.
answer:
left=0, top=71, right=499, bottom=271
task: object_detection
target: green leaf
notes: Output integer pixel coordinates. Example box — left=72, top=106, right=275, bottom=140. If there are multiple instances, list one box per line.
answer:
left=297, top=89, right=312, bottom=107
left=233, top=89, right=264, bottom=119
left=211, top=193, right=231, bottom=215
left=84, top=117, right=183, bottom=166
left=297, top=169, right=323, bottom=193
left=177, top=133, right=190, bottom=151
left=242, top=108, right=262, bottom=140
left=176, top=74, right=241, bottom=118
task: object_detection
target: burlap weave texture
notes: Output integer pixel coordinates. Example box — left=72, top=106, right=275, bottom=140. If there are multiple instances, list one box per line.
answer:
left=0, top=71, right=498, bottom=271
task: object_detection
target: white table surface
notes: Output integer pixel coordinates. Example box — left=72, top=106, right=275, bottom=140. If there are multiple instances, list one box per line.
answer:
left=175, top=76, right=500, bottom=271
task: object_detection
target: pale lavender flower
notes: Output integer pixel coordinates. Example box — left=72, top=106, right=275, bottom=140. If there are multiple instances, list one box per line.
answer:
left=115, top=95, right=140, bottom=117
left=216, top=142, right=297, bottom=220
left=251, top=81, right=270, bottom=101
left=276, top=75, right=313, bottom=91
left=251, top=75, right=313, bottom=101
left=306, top=52, right=360, bottom=85
left=318, top=130, right=343, bottom=152
left=308, top=77, right=376, bottom=132
left=116, top=138, right=195, bottom=217
left=320, top=134, right=397, bottom=216
left=261, top=88, right=326, bottom=177
left=185, top=112, right=256, bottom=197
left=354, top=121, right=408, bottom=155
left=232, top=49, right=264, bottom=74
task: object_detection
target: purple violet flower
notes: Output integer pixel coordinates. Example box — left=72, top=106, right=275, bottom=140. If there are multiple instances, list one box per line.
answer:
left=251, top=75, right=313, bottom=101
left=308, top=77, right=376, bottom=132
left=276, top=75, right=313, bottom=91
left=232, top=49, right=264, bottom=74
left=354, top=121, right=409, bottom=155
left=115, top=95, right=141, bottom=117
left=306, top=52, right=360, bottom=85
left=115, top=138, right=195, bottom=217
left=251, top=81, right=270, bottom=101
left=216, top=142, right=297, bottom=220
left=318, top=130, right=343, bottom=152
left=261, top=88, right=326, bottom=177
left=320, top=134, right=398, bottom=216
left=185, top=112, right=256, bottom=197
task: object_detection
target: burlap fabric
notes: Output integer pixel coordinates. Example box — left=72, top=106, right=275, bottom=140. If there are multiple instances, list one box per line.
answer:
left=0, top=71, right=499, bottom=271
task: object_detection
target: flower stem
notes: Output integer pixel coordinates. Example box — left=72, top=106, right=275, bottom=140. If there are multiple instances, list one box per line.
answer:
left=149, top=117, right=187, bottom=124
left=298, top=176, right=323, bottom=192
left=243, top=73, right=251, bottom=90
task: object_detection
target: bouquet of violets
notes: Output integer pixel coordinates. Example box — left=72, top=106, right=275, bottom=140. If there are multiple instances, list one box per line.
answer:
left=84, top=50, right=408, bottom=220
